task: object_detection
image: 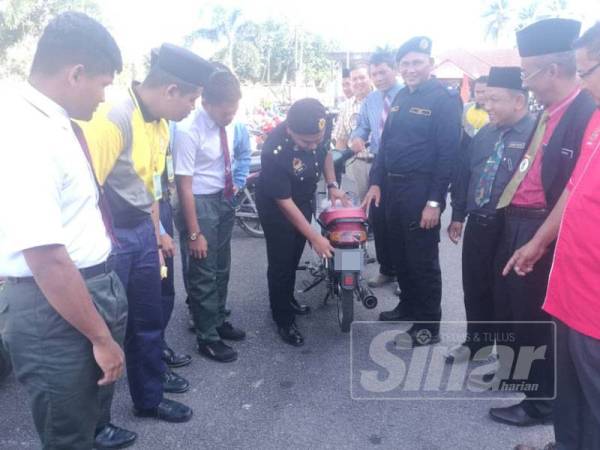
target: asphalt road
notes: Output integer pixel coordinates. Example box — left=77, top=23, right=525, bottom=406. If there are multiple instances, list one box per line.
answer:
left=0, top=195, right=555, bottom=450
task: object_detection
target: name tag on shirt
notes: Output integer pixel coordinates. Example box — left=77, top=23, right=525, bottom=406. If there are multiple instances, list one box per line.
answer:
left=409, top=107, right=432, bottom=117
left=561, top=148, right=574, bottom=159
left=507, top=141, right=526, bottom=149
left=153, top=172, right=163, bottom=200
left=166, top=154, right=175, bottom=182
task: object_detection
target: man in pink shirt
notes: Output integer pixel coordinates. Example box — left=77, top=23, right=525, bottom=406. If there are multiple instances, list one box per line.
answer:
left=508, top=22, right=600, bottom=450
left=489, top=18, right=596, bottom=427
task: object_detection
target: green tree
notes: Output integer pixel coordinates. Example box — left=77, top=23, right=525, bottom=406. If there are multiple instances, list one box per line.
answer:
left=0, top=0, right=100, bottom=77
left=186, top=6, right=244, bottom=70
left=186, top=6, right=338, bottom=88
left=482, top=0, right=512, bottom=43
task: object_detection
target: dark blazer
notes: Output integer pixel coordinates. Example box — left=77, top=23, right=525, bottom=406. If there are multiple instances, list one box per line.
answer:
left=542, top=90, right=596, bottom=209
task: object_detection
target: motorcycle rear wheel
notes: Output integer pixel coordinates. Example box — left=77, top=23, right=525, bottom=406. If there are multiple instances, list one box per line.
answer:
left=236, top=188, right=264, bottom=238
left=337, top=288, right=354, bottom=333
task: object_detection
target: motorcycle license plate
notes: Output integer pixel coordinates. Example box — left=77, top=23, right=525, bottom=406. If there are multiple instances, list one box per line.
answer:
left=333, top=249, right=362, bottom=271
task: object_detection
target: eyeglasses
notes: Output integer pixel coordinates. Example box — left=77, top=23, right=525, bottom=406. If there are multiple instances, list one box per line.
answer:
left=520, top=65, right=549, bottom=82
left=577, top=61, right=600, bottom=79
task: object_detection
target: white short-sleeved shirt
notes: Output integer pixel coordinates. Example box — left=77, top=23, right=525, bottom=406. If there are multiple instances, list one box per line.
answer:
left=0, top=83, right=111, bottom=277
left=173, top=107, right=235, bottom=195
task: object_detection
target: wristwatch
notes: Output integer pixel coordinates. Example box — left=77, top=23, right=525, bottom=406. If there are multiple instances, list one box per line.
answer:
left=189, top=232, right=201, bottom=241
left=426, top=201, right=440, bottom=208
left=326, top=181, right=339, bottom=190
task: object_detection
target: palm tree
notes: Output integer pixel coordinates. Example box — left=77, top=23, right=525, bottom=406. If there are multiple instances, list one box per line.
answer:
left=186, top=7, right=243, bottom=70
left=482, top=0, right=513, bottom=43
left=516, top=0, right=540, bottom=30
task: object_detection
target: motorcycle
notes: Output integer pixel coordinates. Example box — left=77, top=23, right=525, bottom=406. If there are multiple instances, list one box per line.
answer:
left=298, top=203, right=377, bottom=332
left=234, top=155, right=263, bottom=238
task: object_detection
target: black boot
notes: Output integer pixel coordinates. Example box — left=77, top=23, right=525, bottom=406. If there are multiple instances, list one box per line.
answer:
left=162, top=347, right=192, bottom=368
left=378, top=301, right=414, bottom=321
left=216, top=321, right=246, bottom=341
left=290, top=298, right=311, bottom=315
left=278, top=323, right=304, bottom=347
left=197, top=340, right=238, bottom=362
left=94, top=423, right=137, bottom=449
left=162, top=369, right=190, bottom=394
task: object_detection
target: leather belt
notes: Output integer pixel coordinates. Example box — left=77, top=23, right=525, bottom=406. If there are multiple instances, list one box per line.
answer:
left=7, top=260, right=114, bottom=284
left=505, top=205, right=549, bottom=219
left=468, top=211, right=498, bottom=226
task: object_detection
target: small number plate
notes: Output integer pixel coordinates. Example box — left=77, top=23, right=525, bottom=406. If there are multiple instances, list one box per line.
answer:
left=333, top=249, right=362, bottom=271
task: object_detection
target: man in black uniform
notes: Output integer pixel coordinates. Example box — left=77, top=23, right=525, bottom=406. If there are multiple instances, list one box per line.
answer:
left=256, top=99, right=348, bottom=346
left=363, top=36, right=462, bottom=345
left=446, top=67, right=535, bottom=363
left=489, top=18, right=596, bottom=427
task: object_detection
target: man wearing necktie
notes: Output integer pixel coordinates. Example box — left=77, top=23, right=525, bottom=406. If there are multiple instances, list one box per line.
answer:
left=447, top=67, right=535, bottom=365
left=488, top=18, right=596, bottom=428
left=350, top=51, right=403, bottom=289
left=174, top=70, right=249, bottom=363
left=363, top=36, right=462, bottom=345
left=0, top=13, right=129, bottom=449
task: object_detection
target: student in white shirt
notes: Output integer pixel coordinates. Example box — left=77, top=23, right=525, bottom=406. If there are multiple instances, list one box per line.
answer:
left=0, top=12, right=133, bottom=450
left=174, top=69, right=250, bottom=363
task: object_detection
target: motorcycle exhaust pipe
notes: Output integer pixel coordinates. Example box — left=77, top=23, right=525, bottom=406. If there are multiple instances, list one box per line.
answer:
left=358, top=283, right=378, bottom=309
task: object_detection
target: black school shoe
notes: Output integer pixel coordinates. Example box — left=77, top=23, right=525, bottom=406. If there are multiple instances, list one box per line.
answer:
left=133, top=398, right=193, bottom=423
left=290, top=298, right=311, bottom=315
left=378, top=301, right=415, bottom=322
left=162, top=369, right=190, bottom=394
left=162, top=347, right=192, bottom=368
left=197, top=340, right=238, bottom=362
left=489, top=402, right=552, bottom=427
left=216, top=321, right=246, bottom=341
left=278, top=323, right=304, bottom=347
left=94, top=423, right=137, bottom=449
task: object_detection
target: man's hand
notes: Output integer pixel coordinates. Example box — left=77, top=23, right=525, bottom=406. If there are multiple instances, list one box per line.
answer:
left=360, top=185, right=381, bottom=215
left=350, top=137, right=366, bottom=154
left=328, top=187, right=351, bottom=206
left=93, top=337, right=125, bottom=386
left=310, top=234, right=334, bottom=259
left=447, top=221, right=463, bottom=244
left=420, top=205, right=441, bottom=229
left=189, top=234, right=208, bottom=259
left=502, top=238, right=547, bottom=276
left=160, top=233, right=176, bottom=258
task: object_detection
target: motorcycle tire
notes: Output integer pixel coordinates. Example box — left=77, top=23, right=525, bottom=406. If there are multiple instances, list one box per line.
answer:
left=236, top=188, right=264, bottom=238
left=337, top=288, right=354, bottom=333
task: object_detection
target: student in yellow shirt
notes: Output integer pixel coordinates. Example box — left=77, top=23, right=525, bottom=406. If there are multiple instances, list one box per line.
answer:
left=81, top=43, right=213, bottom=447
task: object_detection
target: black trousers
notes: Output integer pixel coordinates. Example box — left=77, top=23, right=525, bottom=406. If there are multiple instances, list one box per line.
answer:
left=159, top=198, right=175, bottom=350
left=384, top=176, right=442, bottom=334
left=257, top=199, right=312, bottom=328
left=462, top=213, right=503, bottom=353
left=494, top=209, right=554, bottom=413
left=554, top=320, right=600, bottom=450
left=371, top=198, right=396, bottom=277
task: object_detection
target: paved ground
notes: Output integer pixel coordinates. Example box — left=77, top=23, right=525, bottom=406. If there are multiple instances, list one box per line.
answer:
left=0, top=195, right=555, bottom=449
